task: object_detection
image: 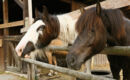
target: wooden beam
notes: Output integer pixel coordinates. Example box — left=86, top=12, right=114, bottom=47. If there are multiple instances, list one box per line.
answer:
left=4, top=35, right=22, bottom=42
left=68, top=0, right=130, bottom=20
left=101, top=46, right=130, bottom=57
left=22, top=58, right=114, bottom=80
left=46, top=46, right=130, bottom=57
left=3, top=0, right=8, bottom=23
left=28, top=0, right=33, bottom=25
left=23, top=0, right=28, bottom=18
left=21, top=0, right=33, bottom=33
left=1, top=0, right=9, bottom=72
left=0, top=20, right=24, bottom=29
left=14, top=0, right=24, bottom=9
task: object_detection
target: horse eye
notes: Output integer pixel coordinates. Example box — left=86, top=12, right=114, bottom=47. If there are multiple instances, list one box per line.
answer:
left=37, top=25, right=45, bottom=32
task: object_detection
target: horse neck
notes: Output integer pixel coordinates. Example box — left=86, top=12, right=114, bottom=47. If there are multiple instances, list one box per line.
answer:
left=123, top=17, right=130, bottom=45
left=57, top=14, right=78, bottom=44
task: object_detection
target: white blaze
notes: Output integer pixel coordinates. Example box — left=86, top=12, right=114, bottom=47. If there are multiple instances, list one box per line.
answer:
left=15, top=20, right=45, bottom=56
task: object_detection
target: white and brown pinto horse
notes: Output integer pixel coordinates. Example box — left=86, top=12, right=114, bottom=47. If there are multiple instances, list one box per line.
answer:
left=15, top=6, right=86, bottom=76
left=15, top=6, right=77, bottom=57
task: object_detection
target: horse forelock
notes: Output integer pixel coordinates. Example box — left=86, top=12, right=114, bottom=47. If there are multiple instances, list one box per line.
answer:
left=76, top=7, right=104, bottom=34
left=36, top=15, right=60, bottom=48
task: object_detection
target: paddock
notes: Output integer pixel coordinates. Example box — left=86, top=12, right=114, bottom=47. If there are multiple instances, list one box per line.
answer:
left=0, top=0, right=130, bottom=80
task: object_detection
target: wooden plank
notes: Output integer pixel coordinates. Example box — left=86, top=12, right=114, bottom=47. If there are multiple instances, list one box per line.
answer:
left=4, top=35, right=22, bottom=41
left=0, top=39, right=2, bottom=47
left=14, top=0, right=23, bottom=9
left=68, top=0, right=130, bottom=20
left=22, top=58, right=114, bottom=80
left=0, top=20, right=24, bottom=29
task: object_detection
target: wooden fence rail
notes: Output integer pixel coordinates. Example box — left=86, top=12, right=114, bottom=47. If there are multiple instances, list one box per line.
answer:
left=21, top=58, right=114, bottom=80
left=4, top=36, right=130, bottom=80
left=45, top=46, right=130, bottom=57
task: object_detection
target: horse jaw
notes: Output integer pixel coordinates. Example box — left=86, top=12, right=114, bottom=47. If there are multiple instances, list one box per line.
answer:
left=15, top=20, right=45, bottom=56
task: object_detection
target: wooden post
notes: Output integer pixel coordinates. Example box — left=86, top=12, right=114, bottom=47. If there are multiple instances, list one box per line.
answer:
left=1, top=0, right=9, bottom=72
left=0, top=37, right=5, bottom=72
left=27, top=1, right=36, bottom=80
left=8, top=42, right=21, bottom=71
left=27, top=63, right=36, bottom=80
left=21, top=0, right=33, bottom=32
left=28, top=0, right=33, bottom=25
left=27, top=63, right=31, bottom=80
left=22, top=1, right=36, bottom=80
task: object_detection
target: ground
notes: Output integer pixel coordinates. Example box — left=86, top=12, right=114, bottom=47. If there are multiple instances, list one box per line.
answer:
left=0, top=72, right=26, bottom=80
left=0, top=63, right=111, bottom=80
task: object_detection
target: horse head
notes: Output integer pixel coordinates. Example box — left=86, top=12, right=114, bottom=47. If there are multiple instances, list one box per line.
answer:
left=15, top=6, right=60, bottom=57
left=66, top=2, right=107, bottom=70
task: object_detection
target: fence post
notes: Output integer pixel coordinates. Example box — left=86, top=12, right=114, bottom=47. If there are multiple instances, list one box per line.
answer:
left=27, top=63, right=36, bottom=80
left=31, top=64, right=36, bottom=80
left=27, top=63, right=31, bottom=80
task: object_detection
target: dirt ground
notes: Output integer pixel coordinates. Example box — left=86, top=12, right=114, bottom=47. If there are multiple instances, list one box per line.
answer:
left=0, top=72, right=26, bottom=80
left=37, top=64, right=112, bottom=80
left=0, top=64, right=113, bottom=80
left=38, top=68, right=75, bottom=80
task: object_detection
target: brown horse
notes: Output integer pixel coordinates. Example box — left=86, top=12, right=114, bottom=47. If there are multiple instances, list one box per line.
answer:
left=66, top=1, right=130, bottom=80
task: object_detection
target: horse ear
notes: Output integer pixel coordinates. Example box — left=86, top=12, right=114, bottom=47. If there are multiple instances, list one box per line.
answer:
left=42, top=6, right=49, bottom=20
left=35, top=8, right=42, bottom=18
left=80, top=7, right=85, bottom=14
left=96, top=0, right=102, bottom=16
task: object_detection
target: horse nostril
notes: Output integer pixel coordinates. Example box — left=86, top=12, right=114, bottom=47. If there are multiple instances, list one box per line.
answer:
left=19, top=49, right=22, bottom=53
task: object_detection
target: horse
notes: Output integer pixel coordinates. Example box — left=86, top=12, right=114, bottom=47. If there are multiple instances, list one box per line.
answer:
left=15, top=6, right=88, bottom=77
left=66, top=1, right=130, bottom=80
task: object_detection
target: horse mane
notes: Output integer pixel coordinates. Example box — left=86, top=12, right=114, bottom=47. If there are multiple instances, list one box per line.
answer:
left=76, top=7, right=126, bottom=45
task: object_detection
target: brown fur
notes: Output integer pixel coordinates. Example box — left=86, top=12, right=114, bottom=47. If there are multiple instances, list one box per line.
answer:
left=36, top=15, right=60, bottom=48
left=66, top=5, right=128, bottom=79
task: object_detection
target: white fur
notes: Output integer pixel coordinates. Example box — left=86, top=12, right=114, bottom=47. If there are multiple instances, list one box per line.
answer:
left=16, top=14, right=78, bottom=56
left=57, top=15, right=78, bottom=44
left=15, top=20, right=45, bottom=56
